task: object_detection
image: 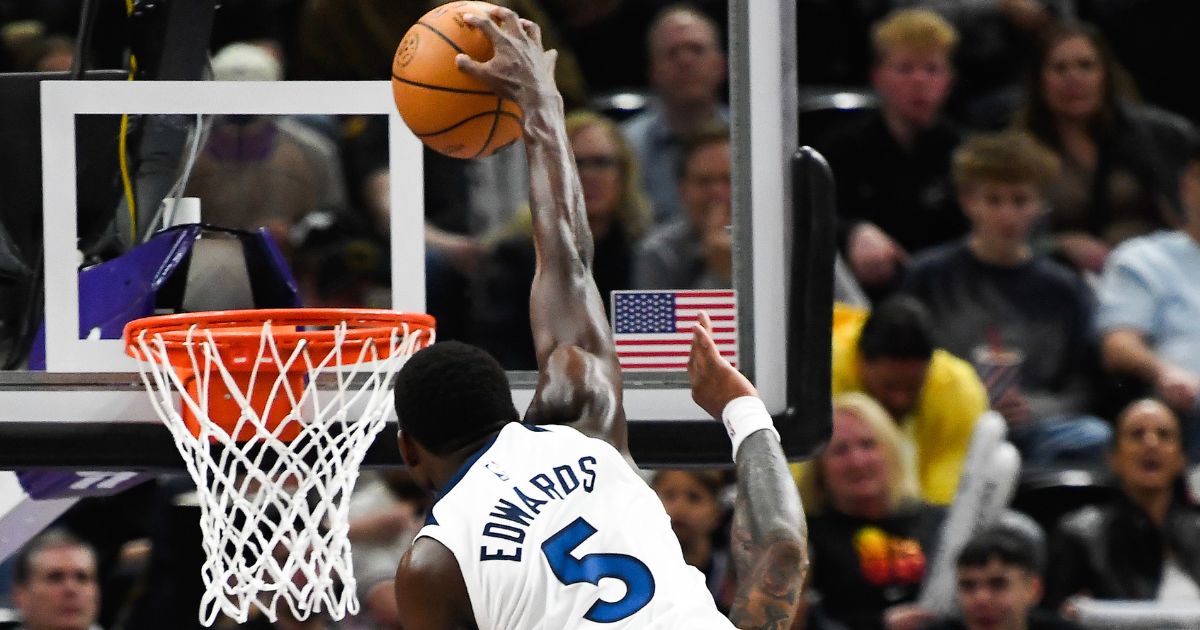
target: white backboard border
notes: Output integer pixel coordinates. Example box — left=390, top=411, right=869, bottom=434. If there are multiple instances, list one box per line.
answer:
left=39, top=80, right=425, bottom=372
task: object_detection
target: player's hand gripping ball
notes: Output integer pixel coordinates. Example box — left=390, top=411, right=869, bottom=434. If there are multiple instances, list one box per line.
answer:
left=392, top=1, right=524, bottom=159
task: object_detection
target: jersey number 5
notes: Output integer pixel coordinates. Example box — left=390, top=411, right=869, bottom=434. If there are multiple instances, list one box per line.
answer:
left=542, top=517, right=656, bottom=623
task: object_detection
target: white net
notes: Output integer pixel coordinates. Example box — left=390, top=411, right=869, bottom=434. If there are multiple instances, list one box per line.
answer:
left=130, top=317, right=431, bottom=626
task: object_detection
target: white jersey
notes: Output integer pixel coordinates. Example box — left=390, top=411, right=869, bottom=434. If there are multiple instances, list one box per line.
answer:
left=415, top=422, right=736, bottom=629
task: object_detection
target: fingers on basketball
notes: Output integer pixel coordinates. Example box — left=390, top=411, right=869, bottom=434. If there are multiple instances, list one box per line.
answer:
left=393, top=3, right=524, bottom=159
left=464, top=11, right=505, bottom=41
left=454, top=53, right=486, bottom=79
left=519, top=18, right=542, bottom=44
left=491, top=5, right=522, bottom=34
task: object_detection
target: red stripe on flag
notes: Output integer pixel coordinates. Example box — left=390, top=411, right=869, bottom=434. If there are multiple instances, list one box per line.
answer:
left=675, top=327, right=735, bottom=333
left=676, top=314, right=735, bottom=322
left=620, top=363, right=687, bottom=369
left=619, top=362, right=739, bottom=369
left=617, top=350, right=738, bottom=358
left=674, top=303, right=736, bottom=310
left=677, top=291, right=735, bottom=298
left=617, top=338, right=735, bottom=346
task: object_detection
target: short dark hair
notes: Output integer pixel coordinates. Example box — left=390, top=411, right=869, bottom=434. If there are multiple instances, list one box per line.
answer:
left=676, top=124, right=730, bottom=184
left=1112, top=398, right=1186, bottom=451
left=956, top=527, right=1041, bottom=574
left=394, top=341, right=519, bottom=455
left=651, top=469, right=728, bottom=499
left=14, top=529, right=94, bottom=585
left=858, top=296, right=936, bottom=362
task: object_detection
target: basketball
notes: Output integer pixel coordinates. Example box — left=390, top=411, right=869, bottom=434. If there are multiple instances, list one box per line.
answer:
left=392, top=1, right=524, bottom=159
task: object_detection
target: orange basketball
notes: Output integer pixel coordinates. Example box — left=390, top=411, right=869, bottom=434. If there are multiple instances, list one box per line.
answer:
left=392, top=1, right=523, bottom=159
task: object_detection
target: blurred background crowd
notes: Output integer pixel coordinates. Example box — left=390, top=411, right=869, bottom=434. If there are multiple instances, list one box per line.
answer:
left=2, top=0, right=1200, bottom=629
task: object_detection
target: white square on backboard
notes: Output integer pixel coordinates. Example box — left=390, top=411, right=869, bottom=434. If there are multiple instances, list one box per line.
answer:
left=39, top=81, right=423, bottom=372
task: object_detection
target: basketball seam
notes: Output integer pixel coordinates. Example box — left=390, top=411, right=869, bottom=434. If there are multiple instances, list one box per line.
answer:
left=392, top=72, right=494, bottom=95
left=470, top=97, right=505, bottom=159
left=416, top=21, right=467, bottom=55
left=413, top=109, right=521, bottom=138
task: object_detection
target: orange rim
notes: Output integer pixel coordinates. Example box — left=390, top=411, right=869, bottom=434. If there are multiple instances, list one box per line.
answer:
left=123, top=308, right=436, bottom=367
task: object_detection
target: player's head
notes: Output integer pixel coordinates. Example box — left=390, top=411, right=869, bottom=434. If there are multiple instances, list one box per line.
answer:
left=394, top=341, right=519, bottom=484
left=13, top=529, right=99, bottom=630
left=955, top=527, right=1044, bottom=630
left=870, top=9, right=957, bottom=128
left=676, top=125, right=731, bottom=230
left=856, top=296, right=935, bottom=420
left=953, top=131, right=1060, bottom=250
left=646, top=3, right=726, bottom=108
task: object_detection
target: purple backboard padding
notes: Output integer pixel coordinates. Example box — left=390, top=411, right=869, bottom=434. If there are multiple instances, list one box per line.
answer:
left=29, top=225, right=299, bottom=369
left=17, top=470, right=149, bottom=499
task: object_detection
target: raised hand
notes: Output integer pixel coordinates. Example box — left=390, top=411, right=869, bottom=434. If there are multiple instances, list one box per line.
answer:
left=688, top=311, right=758, bottom=422
left=455, top=6, right=558, bottom=111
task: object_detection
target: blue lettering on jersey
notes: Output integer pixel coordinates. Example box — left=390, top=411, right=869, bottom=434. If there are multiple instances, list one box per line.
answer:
left=514, top=487, right=549, bottom=513
left=554, top=465, right=580, bottom=494
left=530, top=474, right=563, bottom=499
left=478, top=456, right=600, bottom=562
left=579, top=456, right=597, bottom=492
left=483, top=522, right=525, bottom=543
left=489, top=499, right=535, bottom=527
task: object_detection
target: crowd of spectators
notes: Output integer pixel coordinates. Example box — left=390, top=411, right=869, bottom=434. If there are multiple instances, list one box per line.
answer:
left=3, top=0, right=1200, bottom=629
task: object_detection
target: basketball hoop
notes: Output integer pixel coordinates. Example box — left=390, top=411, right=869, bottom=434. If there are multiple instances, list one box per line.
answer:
left=124, top=308, right=435, bottom=626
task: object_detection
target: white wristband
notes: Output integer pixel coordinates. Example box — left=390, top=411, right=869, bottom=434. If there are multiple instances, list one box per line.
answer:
left=721, top=396, right=780, bottom=461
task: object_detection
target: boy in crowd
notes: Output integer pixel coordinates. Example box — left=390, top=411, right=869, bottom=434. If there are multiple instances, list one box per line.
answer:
left=901, top=131, right=1111, bottom=465
left=923, top=527, right=1083, bottom=630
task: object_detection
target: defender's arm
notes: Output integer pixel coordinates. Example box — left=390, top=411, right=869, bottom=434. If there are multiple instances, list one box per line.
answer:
left=688, top=312, right=808, bottom=629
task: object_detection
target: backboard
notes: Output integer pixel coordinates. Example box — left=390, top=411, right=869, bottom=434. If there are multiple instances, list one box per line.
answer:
left=0, top=0, right=829, bottom=469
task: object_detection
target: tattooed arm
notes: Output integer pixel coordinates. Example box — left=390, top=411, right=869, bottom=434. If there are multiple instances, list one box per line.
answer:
left=727, top=431, right=808, bottom=629
left=688, top=312, right=808, bottom=630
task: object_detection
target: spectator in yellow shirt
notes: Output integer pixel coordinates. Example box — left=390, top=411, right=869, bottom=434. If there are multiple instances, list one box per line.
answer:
left=828, top=298, right=988, bottom=505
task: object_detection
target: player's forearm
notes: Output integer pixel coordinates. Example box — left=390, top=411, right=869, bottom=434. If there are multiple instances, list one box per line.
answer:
left=521, top=93, right=616, bottom=366
left=522, top=95, right=594, bottom=272
left=734, top=431, right=806, bottom=563
left=729, top=430, right=807, bottom=630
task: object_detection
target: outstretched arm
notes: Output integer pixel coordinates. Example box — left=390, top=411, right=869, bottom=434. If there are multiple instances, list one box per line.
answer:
left=458, top=7, right=627, bottom=456
left=688, top=312, right=807, bottom=630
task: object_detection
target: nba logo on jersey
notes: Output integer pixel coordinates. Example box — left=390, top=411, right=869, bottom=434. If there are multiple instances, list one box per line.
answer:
left=485, top=460, right=510, bottom=481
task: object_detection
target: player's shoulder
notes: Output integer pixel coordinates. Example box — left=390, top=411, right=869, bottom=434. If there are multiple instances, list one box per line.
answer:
left=493, top=422, right=620, bottom=461
left=395, top=537, right=475, bottom=628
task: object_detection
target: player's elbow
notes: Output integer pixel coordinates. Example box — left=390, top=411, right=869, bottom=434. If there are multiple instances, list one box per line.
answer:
left=764, top=527, right=808, bottom=574
left=758, top=532, right=809, bottom=594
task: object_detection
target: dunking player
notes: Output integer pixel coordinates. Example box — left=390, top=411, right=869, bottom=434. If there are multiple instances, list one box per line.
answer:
left=392, top=6, right=806, bottom=629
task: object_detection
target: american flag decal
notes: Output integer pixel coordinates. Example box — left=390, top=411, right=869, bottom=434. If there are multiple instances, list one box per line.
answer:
left=610, top=290, right=737, bottom=370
